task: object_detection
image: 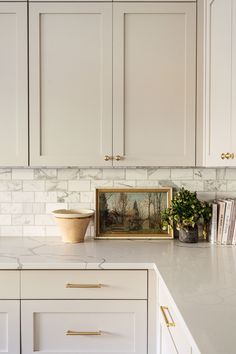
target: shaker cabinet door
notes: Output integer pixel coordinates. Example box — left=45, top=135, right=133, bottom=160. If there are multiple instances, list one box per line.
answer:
left=0, top=301, right=20, bottom=354
left=0, top=3, right=28, bottom=166
left=199, top=0, right=236, bottom=166
left=21, top=300, right=147, bottom=354
left=113, top=3, right=196, bottom=166
left=29, top=3, right=112, bottom=166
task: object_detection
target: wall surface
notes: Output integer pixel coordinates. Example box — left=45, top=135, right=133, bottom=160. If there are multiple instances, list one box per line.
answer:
left=0, top=167, right=234, bottom=237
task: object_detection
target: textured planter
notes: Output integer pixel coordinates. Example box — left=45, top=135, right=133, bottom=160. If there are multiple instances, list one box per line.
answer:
left=52, top=209, right=94, bottom=243
left=179, top=227, right=198, bottom=243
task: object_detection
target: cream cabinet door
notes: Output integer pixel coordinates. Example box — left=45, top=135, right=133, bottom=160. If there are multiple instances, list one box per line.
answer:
left=0, top=301, right=20, bottom=354
left=29, top=3, right=112, bottom=166
left=158, top=320, right=178, bottom=354
left=21, top=300, right=147, bottom=354
left=0, top=3, right=28, bottom=166
left=198, top=0, right=236, bottom=166
left=113, top=3, right=196, bottom=166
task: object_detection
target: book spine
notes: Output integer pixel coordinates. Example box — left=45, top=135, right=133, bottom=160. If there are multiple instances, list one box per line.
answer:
left=222, top=202, right=232, bottom=244
left=217, top=203, right=225, bottom=243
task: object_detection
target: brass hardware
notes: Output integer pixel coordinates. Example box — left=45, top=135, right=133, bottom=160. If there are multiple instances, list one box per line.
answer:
left=160, top=306, right=175, bottom=327
left=221, top=153, right=234, bottom=160
left=66, top=283, right=102, bottom=289
left=115, top=155, right=122, bottom=161
left=66, top=330, right=102, bottom=336
left=104, top=155, right=111, bottom=161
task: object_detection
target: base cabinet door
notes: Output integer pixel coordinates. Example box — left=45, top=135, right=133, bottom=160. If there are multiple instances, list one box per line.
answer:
left=21, top=300, right=147, bottom=354
left=158, top=319, right=177, bottom=354
left=113, top=2, right=196, bottom=166
left=29, top=3, right=112, bottom=166
left=0, top=301, right=20, bottom=354
left=0, top=3, right=28, bottom=166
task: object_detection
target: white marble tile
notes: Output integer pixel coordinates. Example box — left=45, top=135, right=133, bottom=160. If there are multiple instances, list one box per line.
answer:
left=12, top=192, right=34, bottom=203
left=114, top=180, right=136, bottom=187
left=12, top=168, right=34, bottom=180
left=80, top=191, right=94, bottom=203
left=68, top=202, right=91, bottom=210
left=103, top=168, right=125, bottom=180
left=57, top=192, right=80, bottom=203
left=0, top=203, right=23, bottom=214
left=45, top=226, right=61, bottom=236
left=79, top=169, right=102, bottom=180
left=35, top=192, right=57, bottom=203
left=57, top=168, right=79, bottom=180
left=194, top=168, right=216, bottom=180
left=35, top=214, right=55, bottom=225
left=0, top=192, right=11, bottom=202
left=126, top=168, right=147, bottom=180
left=173, top=180, right=204, bottom=191
left=0, top=181, right=22, bottom=191
left=0, top=169, right=11, bottom=180
left=204, top=180, right=227, bottom=192
left=171, top=168, right=194, bottom=180
left=148, top=168, right=171, bottom=180
left=23, top=181, right=45, bottom=192
left=91, top=180, right=113, bottom=189
left=12, top=215, right=34, bottom=225
left=45, top=203, right=67, bottom=214
left=46, top=181, right=67, bottom=192
left=225, top=168, right=236, bottom=180
left=0, top=215, right=11, bottom=225
left=23, top=226, right=45, bottom=237
left=68, top=180, right=90, bottom=191
left=34, top=169, right=57, bottom=180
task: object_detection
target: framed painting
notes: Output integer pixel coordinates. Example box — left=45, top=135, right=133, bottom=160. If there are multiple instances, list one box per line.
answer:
left=95, top=188, right=173, bottom=239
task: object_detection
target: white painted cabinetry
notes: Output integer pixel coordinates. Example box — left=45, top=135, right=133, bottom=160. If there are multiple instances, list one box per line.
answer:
left=21, top=270, right=148, bottom=354
left=29, top=3, right=112, bottom=166
left=197, top=0, right=236, bottom=166
left=0, top=271, right=20, bottom=354
left=29, top=1, right=196, bottom=167
left=113, top=2, right=196, bottom=166
left=0, top=3, right=28, bottom=166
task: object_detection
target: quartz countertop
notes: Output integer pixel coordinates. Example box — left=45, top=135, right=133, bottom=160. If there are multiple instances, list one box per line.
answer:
left=0, top=236, right=235, bottom=354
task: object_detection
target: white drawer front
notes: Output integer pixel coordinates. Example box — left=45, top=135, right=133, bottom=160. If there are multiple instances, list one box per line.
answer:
left=159, top=279, right=191, bottom=354
left=21, top=270, right=147, bottom=299
left=0, top=300, right=20, bottom=354
left=0, top=271, right=20, bottom=299
left=21, top=300, right=147, bottom=354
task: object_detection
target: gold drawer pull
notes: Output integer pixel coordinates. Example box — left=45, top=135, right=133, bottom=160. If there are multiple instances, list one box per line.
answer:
left=160, top=306, right=175, bottom=327
left=66, top=283, right=102, bottom=289
left=66, top=330, right=102, bottom=336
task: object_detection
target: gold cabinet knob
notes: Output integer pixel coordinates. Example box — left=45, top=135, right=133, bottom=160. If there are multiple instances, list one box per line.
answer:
left=104, top=155, right=111, bottom=161
left=115, top=155, right=122, bottom=161
left=221, top=153, right=234, bottom=160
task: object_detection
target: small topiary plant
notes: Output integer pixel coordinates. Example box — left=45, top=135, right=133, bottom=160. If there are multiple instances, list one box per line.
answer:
left=161, top=187, right=212, bottom=234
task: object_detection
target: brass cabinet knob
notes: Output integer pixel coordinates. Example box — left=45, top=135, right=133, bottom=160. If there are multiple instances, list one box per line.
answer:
left=104, top=155, right=111, bottom=161
left=115, top=155, right=122, bottom=161
left=221, top=153, right=234, bottom=160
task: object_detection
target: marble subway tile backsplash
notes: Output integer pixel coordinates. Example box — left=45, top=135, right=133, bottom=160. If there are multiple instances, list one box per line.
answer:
left=0, top=167, right=233, bottom=237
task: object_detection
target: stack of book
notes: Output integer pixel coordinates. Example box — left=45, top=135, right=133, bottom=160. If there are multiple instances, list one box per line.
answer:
left=209, top=199, right=236, bottom=244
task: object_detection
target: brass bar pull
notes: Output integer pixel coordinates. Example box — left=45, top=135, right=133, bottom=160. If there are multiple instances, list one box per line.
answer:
left=66, top=330, right=102, bottom=336
left=160, top=306, right=175, bottom=327
left=66, top=283, right=102, bottom=289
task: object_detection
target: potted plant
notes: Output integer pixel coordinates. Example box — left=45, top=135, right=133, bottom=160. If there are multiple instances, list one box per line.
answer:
left=161, top=188, right=212, bottom=243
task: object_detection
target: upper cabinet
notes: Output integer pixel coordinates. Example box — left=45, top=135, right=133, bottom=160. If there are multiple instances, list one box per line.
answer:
left=0, top=3, right=28, bottom=166
left=29, top=3, right=112, bottom=166
left=197, top=0, right=236, bottom=166
left=113, top=2, right=196, bottom=166
left=29, top=1, right=196, bottom=167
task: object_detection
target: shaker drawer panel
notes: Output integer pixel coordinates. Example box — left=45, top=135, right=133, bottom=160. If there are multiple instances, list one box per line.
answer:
left=21, top=270, right=147, bottom=299
left=0, top=271, right=20, bottom=299
left=159, top=279, right=191, bottom=354
left=21, top=300, right=147, bottom=354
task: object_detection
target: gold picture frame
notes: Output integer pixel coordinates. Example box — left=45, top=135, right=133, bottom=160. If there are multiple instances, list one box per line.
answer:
left=95, top=188, right=173, bottom=239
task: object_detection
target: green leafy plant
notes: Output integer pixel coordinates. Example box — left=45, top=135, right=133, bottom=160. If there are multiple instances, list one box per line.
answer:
left=161, top=188, right=212, bottom=232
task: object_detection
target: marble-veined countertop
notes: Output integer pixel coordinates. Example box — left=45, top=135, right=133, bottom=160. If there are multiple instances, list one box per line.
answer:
left=0, top=236, right=235, bottom=354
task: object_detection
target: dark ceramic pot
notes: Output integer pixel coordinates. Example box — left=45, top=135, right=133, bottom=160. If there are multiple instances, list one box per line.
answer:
left=179, top=227, right=198, bottom=243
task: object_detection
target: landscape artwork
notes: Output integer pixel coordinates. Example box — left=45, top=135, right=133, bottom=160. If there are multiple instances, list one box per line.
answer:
left=96, top=188, right=173, bottom=239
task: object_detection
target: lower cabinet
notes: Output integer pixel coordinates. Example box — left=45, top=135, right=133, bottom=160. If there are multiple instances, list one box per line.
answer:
left=158, top=279, right=192, bottom=354
left=0, top=300, right=20, bottom=354
left=21, top=300, right=147, bottom=354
